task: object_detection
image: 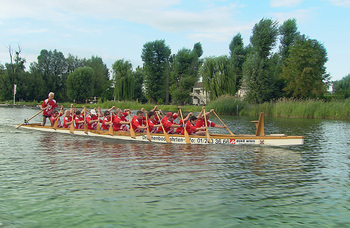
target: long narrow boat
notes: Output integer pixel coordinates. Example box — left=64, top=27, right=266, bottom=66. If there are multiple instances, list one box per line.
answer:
left=17, top=113, right=304, bottom=146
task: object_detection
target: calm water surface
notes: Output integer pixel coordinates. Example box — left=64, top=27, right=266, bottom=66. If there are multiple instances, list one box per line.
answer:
left=1, top=107, right=349, bottom=227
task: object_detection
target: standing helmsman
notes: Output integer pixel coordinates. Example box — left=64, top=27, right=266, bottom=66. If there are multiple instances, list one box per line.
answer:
left=41, top=92, right=57, bottom=126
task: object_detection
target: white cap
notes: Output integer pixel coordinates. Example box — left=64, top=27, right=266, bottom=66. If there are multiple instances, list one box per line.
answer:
left=90, top=109, right=97, bottom=115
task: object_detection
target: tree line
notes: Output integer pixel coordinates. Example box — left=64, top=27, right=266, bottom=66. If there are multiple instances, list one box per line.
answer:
left=0, top=18, right=339, bottom=105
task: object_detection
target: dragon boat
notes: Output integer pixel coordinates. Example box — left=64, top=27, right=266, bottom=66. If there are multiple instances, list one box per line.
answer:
left=17, top=113, right=304, bottom=146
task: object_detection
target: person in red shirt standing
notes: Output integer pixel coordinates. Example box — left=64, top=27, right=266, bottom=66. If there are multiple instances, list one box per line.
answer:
left=113, top=108, right=130, bottom=131
left=41, top=92, right=58, bottom=126
left=131, top=110, right=147, bottom=133
left=161, top=112, right=182, bottom=134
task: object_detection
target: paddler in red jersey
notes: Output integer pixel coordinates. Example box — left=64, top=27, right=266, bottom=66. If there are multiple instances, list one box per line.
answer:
left=86, top=108, right=102, bottom=130
left=160, top=112, right=182, bottom=134
left=74, top=110, right=85, bottom=129
left=196, top=108, right=226, bottom=131
left=148, top=111, right=162, bottom=133
left=186, top=116, right=207, bottom=135
left=113, top=108, right=130, bottom=132
left=131, top=110, right=147, bottom=133
left=41, top=92, right=58, bottom=126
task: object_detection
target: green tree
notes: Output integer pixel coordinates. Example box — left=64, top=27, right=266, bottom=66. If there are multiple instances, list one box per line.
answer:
left=229, top=33, right=246, bottom=89
left=133, top=66, right=146, bottom=102
left=67, top=67, right=94, bottom=103
left=112, top=59, right=134, bottom=101
left=170, top=48, right=200, bottom=104
left=279, top=19, right=299, bottom=62
left=84, top=56, right=110, bottom=98
left=141, top=40, right=171, bottom=104
left=333, top=74, right=350, bottom=98
left=35, top=49, right=67, bottom=101
left=201, top=55, right=237, bottom=101
left=244, top=18, right=279, bottom=103
left=281, top=36, right=329, bottom=98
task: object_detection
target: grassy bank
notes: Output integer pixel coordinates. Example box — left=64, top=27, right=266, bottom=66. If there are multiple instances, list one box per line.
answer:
left=4, top=96, right=350, bottom=120
left=208, top=96, right=350, bottom=120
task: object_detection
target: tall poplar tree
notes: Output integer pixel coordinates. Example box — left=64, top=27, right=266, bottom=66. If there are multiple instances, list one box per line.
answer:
left=244, top=18, right=279, bottom=103
left=112, top=59, right=134, bottom=101
left=141, top=40, right=171, bottom=104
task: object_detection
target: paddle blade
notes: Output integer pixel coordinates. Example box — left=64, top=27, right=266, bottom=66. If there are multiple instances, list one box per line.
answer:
left=69, top=122, right=74, bottom=134
left=184, top=128, right=191, bottom=144
left=108, top=124, right=113, bottom=136
left=53, top=119, right=58, bottom=130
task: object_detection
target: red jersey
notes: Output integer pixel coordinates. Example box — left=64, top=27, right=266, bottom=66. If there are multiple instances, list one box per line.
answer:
left=42, top=98, right=57, bottom=116
left=161, top=116, right=175, bottom=134
left=186, top=121, right=198, bottom=135
left=63, top=115, right=73, bottom=128
left=195, top=118, right=216, bottom=129
left=148, top=118, right=159, bottom=133
left=75, top=115, right=85, bottom=129
left=131, top=116, right=145, bottom=133
left=175, top=119, right=185, bottom=134
left=50, top=113, right=63, bottom=127
left=113, top=112, right=128, bottom=131
left=101, top=116, right=112, bottom=130
left=86, top=114, right=100, bottom=130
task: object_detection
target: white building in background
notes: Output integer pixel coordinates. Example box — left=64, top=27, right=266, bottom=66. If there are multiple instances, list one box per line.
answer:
left=191, top=82, right=209, bottom=105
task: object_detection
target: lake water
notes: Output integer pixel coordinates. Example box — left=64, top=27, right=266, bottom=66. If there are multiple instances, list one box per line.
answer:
left=1, top=106, right=349, bottom=227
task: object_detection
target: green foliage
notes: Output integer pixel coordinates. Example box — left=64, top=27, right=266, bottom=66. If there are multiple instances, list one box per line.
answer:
left=279, top=19, right=299, bottom=61
left=133, top=67, right=146, bottom=102
left=67, top=67, right=94, bottom=103
left=244, top=18, right=279, bottom=104
left=112, top=59, right=134, bottom=101
left=333, top=74, right=350, bottom=98
left=84, top=56, right=110, bottom=98
left=281, top=36, right=329, bottom=98
left=201, top=55, right=237, bottom=101
left=250, top=18, right=279, bottom=59
left=229, top=33, right=246, bottom=89
left=170, top=47, right=200, bottom=104
left=141, top=39, right=171, bottom=103
left=207, top=95, right=247, bottom=115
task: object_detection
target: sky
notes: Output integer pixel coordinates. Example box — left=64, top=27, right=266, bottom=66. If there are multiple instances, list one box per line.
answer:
left=0, top=0, right=349, bottom=81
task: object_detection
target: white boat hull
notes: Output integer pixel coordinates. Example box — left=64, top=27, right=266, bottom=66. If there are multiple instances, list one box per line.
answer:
left=17, top=123, right=304, bottom=146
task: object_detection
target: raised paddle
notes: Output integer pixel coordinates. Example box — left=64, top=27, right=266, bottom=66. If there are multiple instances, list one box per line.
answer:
left=179, top=108, right=191, bottom=144
left=213, top=111, right=234, bottom=135
left=156, top=111, right=171, bottom=143
left=129, top=111, right=136, bottom=139
left=84, top=107, right=88, bottom=134
left=108, top=112, right=113, bottom=136
left=97, top=111, right=101, bottom=134
left=69, top=113, right=75, bottom=134
left=202, top=106, right=211, bottom=143
left=16, top=109, right=44, bottom=129
left=144, top=110, right=152, bottom=142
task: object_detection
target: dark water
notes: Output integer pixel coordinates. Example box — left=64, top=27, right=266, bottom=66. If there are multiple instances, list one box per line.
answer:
left=1, top=107, right=349, bottom=227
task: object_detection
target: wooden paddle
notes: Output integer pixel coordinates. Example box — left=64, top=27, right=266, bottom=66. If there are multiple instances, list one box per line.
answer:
left=156, top=111, right=171, bottom=143
left=129, top=111, right=136, bottom=139
left=97, top=111, right=101, bottom=134
left=16, top=109, right=44, bottom=129
left=213, top=111, right=234, bottom=135
left=202, top=106, right=211, bottom=143
left=179, top=108, right=190, bottom=144
left=69, top=113, right=75, bottom=134
left=84, top=107, right=88, bottom=134
left=108, top=112, right=113, bottom=136
left=144, top=110, right=152, bottom=142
